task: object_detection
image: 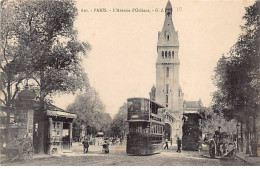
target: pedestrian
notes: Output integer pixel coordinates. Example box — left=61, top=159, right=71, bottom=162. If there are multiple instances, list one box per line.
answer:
left=176, top=137, right=181, bottom=153
left=102, top=140, right=109, bottom=153
left=82, top=137, right=89, bottom=154
left=164, top=139, right=169, bottom=149
left=209, top=139, right=216, bottom=158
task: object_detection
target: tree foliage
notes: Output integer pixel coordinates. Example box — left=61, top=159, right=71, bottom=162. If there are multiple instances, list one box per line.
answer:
left=110, top=102, right=128, bottom=137
left=0, top=0, right=90, bottom=151
left=212, top=2, right=260, bottom=123
left=67, top=87, right=112, bottom=136
left=201, top=107, right=237, bottom=136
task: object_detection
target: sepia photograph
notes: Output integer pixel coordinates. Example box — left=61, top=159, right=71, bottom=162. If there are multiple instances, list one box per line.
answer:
left=0, top=0, right=260, bottom=166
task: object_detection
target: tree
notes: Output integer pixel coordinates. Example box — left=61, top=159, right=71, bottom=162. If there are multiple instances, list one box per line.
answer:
left=67, top=87, right=112, bottom=140
left=110, top=102, right=128, bottom=137
left=201, top=107, right=237, bottom=136
left=212, top=2, right=259, bottom=154
left=0, top=0, right=35, bottom=143
left=1, top=0, right=90, bottom=153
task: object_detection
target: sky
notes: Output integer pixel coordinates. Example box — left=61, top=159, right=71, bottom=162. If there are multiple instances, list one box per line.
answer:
left=53, top=0, right=255, bottom=118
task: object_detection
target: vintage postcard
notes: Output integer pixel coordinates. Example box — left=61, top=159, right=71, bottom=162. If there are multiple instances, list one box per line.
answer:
left=0, top=0, right=259, bottom=166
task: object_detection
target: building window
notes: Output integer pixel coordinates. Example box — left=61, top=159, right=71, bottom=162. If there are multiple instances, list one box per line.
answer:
left=162, top=51, right=164, bottom=58
left=167, top=12, right=170, bottom=17
left=166, top=84, right=169, bottom=94
left=166, top=67, right=169, bottom=78
left=167, top=35, right=169, bottom=40
left=165, top=51, right=167, bottom=58
left=172, top=51, right=174, bottom=58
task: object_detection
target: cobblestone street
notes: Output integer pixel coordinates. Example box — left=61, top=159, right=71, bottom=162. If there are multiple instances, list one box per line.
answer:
left=1, top=143, right=248, bottom=166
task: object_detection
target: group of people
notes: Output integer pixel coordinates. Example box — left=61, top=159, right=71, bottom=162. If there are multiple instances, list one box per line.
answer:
left=82, top=137, right=110, bottom=154
left=164, top=137, right=182, bottom=153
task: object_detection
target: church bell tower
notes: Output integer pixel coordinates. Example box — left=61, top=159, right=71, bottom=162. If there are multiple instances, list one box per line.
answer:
left=153, top=0, right=183, bottom=139
left=155, top=0, right=180, bottom=111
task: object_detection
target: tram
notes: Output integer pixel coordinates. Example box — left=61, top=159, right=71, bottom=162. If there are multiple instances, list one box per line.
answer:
left=126, top=97, right=165, bottom=155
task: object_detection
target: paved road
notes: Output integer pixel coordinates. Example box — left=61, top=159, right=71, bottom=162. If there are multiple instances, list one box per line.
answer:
left=2, top=144, right=248, bottom=166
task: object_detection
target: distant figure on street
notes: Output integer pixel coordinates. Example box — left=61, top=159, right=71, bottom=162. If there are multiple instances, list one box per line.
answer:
left=164, top=139, right=169, bottom=149
left=102, top=140, right=109, bottom=153
left=209, top=139, right=216, bottom=158
left=82, top=138, right=89, bottom=153
left=176, top=137, right=182, bottom=153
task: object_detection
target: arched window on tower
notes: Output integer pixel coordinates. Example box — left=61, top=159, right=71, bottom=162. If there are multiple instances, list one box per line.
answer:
left=162, top=51, right=164, bottom=58
left=165, top=51, right=167, bottom=58
left=169, top=51, right=171, bottom=58
left=166, top=67, right=169, bottom=78
left=167, top=12, right=170, bottom=17
left=172, top=51, right=174, bottom=58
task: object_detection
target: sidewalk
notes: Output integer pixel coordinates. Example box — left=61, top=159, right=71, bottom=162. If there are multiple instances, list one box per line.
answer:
left=0, top=153, right=54, bottom=164
left=236, top=152, right=260, bottom=166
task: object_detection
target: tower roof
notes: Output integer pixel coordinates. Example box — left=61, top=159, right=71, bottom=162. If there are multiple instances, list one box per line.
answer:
left=157, top=0, right=179, bottom=47
left=151, top=84, right=156, bottom=91
left=166, top=0, right=172, bottom=9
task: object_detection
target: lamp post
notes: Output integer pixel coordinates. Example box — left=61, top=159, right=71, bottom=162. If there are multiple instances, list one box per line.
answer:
left=236, top=123, right=240, bottom=152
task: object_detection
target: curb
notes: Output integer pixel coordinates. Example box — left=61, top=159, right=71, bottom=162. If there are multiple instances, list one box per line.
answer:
left=235, top=154, right=253, bottom=166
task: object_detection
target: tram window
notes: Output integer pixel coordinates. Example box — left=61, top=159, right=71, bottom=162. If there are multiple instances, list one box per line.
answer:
left=141, top=99, right=145, bottom=111
left=144, top=100, right=149, bottom=112
left=128, top=99, right=141, bottom=112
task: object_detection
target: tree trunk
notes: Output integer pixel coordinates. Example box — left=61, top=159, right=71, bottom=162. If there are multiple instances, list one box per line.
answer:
left=246, top=120, right=250, bottom=154
left=241, top=122, right=244, bottom=152
left=5, top=106, right=11, bottom=143
left=5, top=80, right=12, bottom=144
left=37, top=89, right=47, bottom=154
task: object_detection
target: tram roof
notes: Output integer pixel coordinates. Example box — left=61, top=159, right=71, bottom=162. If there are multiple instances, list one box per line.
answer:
left=127, top=97, right=165, bottom=108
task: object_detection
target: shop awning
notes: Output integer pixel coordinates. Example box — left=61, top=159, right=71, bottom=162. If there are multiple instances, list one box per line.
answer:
left=47, top=110, right=77, bottom=119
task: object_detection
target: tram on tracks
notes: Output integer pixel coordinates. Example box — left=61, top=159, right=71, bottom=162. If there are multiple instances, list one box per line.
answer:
left=126, top=97, right=165, bottom=155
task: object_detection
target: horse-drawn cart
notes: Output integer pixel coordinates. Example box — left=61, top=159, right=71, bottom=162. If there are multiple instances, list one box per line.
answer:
left=5, top=136, right=33, bottom=162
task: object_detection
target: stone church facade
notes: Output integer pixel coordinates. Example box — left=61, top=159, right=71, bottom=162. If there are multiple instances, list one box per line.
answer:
left=150, top=0, right=184, bottom=141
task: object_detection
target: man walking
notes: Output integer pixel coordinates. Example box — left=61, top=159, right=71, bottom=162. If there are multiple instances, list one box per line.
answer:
left=82, top=137, right=89, bottom=153
left=176, top=137, right=182, bottom=153
left=164, top=139, right=169, bottom=149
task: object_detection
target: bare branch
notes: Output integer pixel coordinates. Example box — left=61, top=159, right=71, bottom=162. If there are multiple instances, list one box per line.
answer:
left=11, top=77, right=26, bottom=101
left=0, top=98, right=6, bottom=106
left=0, top=65, right=4, bottom=72
left=0, top=88, right=7, bottom=103
left=30, top=75, right=40, bottom=86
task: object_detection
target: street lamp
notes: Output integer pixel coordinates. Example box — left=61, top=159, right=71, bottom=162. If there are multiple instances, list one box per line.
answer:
left=236, top=123, right=240, bottom=152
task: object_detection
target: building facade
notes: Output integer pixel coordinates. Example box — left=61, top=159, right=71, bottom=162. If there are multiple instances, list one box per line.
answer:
left=150, top=0, right=184, bottom=141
